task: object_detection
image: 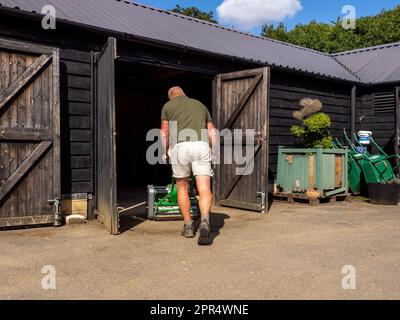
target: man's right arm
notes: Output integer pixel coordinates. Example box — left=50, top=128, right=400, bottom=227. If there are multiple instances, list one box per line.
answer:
left=207, top=122, right=218, bottom=163
left=160, top=120, right=169, bottom=163
left=160, top=105, right=169, bottom=163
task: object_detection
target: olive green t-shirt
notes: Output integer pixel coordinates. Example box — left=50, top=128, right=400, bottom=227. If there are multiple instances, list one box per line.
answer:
left=161, top=96, right=212, bottom=143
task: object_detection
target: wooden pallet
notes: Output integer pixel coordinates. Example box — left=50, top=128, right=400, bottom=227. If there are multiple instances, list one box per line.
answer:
left=273, top=192, right=352, bottom=206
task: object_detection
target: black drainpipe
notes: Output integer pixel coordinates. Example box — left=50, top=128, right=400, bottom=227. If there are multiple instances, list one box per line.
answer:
left=396, top=87, right=400, bottom=170
left=351, top=85, right=357, bottom=141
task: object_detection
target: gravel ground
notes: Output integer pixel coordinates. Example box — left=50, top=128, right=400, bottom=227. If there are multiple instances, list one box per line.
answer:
left=0, top=200, right=399, bottom=300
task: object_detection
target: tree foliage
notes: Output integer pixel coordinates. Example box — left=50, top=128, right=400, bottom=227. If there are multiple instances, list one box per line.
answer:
left=261, top=5, right=400, bottom=53
left=171, top=5, right=218, bottom=24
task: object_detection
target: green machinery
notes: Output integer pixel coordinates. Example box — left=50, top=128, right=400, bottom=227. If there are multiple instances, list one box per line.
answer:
left=147, top=178, right=199, bottom=221
left=332, top=131, right=400, bottom=195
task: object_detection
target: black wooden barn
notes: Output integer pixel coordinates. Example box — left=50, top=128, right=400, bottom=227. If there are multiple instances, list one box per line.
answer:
left=0, top=0, right=399, bottom=234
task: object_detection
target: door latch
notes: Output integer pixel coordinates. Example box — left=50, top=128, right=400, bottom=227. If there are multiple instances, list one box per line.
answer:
left=48, top=199, right=62, bottom=227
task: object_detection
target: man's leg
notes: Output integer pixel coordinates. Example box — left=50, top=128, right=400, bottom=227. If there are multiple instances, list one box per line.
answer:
left=176, top=177, right=191, bottom=222
left=195, top=175, right=212, bottom=245
left=195, top=175, right=212, bottom=219
left=176, top=177, right=194, bottom=238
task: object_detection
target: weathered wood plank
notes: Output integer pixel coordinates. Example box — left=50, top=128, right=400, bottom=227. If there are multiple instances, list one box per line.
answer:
left=71, top=142, right=92, bottom=155
left=71, top=156, right=92, bottom=169
left=217, top=199, right=261, bottom=212
left=61, top=60, right=91, bottom=76
left=0, top=128, right=52, bottom=141
left=223, top=73, right=262, bottom=130
left=68, top=102, right=91, bottom=116
left=71, top=169, right=92, bottom=182
left=214, top=67, right=269, bottom=212
left=95, top=37, right=118, bottom=234
left=25, top=55, right=34, bottom=217
left=0, top=141, right=52, bottom=203
left=61, top=75, right=91, bottom=90
left=52, top=48, right=61, bottom=207
left=0, top=55, right=51, bottom=112
left=221, top=143, right=262, bottom=200
left=60, top=49, right=91, bottom=63
left=70, top=129, right=92, bottom=142
left=220, top=68, right=264, bottom=81
left=0, top=37, right=53, bottom=55
left=69, top=115, right=91, bottom=129
left=0, top=215, right=54, bottom=228
left=14, top=53, right=27, bottom=216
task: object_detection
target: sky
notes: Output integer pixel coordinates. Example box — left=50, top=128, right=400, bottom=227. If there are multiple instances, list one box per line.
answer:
left=136, top=0, right=399, bottom=34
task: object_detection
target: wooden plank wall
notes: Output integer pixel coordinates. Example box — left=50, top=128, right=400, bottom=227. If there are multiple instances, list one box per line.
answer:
left=0, top=13, right=98, bottom=196
left=59, top=49, right=93, bottom=194
left=269, top=71, right=352, bottom=179
left=356, top=86, right=397, bottom=156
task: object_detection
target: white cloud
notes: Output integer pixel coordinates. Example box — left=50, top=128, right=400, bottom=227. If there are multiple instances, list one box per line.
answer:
left=217, top=0, right=303, bottom=29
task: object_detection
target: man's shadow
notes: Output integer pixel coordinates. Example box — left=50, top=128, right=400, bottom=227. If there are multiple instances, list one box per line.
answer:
left=193, top=212, right=230, bottom=244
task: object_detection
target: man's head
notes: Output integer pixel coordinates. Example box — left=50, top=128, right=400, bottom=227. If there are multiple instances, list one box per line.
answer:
left=168, top=86, right=186, bottom=100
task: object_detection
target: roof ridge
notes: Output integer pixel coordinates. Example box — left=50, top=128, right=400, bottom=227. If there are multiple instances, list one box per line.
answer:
left=332, top=41, right=400, bottom=56
left=123, top=0, right=331, bottom=57
left=331, top=55, right=362, bottom=82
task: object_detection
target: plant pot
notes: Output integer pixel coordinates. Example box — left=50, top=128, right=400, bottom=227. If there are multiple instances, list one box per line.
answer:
left=276, top=146, right=348, bottom=198
left=367, top=183, right=400, bottom=205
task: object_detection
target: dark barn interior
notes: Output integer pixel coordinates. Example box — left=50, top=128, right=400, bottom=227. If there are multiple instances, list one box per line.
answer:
left=114, top=60, right=213, bottom=211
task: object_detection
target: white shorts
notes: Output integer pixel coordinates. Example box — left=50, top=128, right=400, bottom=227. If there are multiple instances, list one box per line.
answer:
left=168, top=141, right=214, bottom=179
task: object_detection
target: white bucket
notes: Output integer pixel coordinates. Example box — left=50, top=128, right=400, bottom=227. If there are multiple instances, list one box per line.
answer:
left=357, top=131, right=372, bottom=146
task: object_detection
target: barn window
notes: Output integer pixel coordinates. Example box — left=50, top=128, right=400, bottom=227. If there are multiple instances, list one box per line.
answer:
left=373, top=91, right=396, bottom=115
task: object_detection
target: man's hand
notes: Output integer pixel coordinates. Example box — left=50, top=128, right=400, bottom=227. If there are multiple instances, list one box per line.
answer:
left=162, top=153, right=169, bottom=164
left=211, top=152, right=217, bottom=165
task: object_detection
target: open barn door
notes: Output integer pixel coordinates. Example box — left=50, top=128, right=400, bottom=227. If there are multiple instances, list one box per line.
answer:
left=0, top=38, right=60, bottom=228
left=213, top=67, right=270, bottom=213
left=94, top=37, right=119, bottom=234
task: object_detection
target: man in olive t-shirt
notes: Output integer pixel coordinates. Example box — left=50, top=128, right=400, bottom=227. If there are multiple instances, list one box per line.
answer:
left=161, top=87, right=217, bottom=246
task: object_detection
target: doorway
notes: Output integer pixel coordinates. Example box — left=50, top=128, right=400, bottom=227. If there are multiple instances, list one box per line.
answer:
left=94, top=37, right=270, bottom=234
left=114, top=60, right=213, bottom=224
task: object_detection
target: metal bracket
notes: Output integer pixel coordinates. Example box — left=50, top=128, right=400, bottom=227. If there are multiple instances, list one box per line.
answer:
left=257, top=191, right=266, bottom=213
left=48, top=198, right=61, bottom=227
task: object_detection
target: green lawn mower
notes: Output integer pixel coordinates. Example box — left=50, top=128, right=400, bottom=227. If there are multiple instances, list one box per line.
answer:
left=332, top=130, right=400, bottom=195
left=147, top=177, right=200, bottom=221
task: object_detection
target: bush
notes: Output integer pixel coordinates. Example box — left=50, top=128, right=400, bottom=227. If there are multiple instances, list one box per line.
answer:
left=290, top=99, right=333, bottom=148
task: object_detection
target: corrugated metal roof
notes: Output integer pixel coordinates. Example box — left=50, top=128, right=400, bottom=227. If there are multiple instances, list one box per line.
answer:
left=0, top=0, right=386, bottom=83
left=332, top=42, right=400, bottom=84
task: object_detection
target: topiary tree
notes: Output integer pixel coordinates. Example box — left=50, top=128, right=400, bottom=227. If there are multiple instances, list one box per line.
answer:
left=290, top=98, right=333, bottom=148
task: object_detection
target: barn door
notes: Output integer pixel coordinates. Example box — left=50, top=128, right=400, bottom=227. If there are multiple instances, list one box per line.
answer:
left=0, top=38, right=60, bottom=228
left=213, top=67, right=270, bottom=213
left=94, top=37, right=119, bottom=234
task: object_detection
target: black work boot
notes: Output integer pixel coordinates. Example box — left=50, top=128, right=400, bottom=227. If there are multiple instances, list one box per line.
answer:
left=198, top=219, right=211, bottom=246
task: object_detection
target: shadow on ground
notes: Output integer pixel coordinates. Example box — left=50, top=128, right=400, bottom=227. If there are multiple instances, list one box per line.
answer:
left=119, top=209, right=230, bottom=242
left=194, top=212, right=230, bottom=244
left=119, top=213, right=147, bottom=233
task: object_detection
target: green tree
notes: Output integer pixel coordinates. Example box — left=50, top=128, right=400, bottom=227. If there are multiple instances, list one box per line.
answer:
left=171, top=5, right=218, bottom=24
left=261, top=5, right=400, bottom=53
